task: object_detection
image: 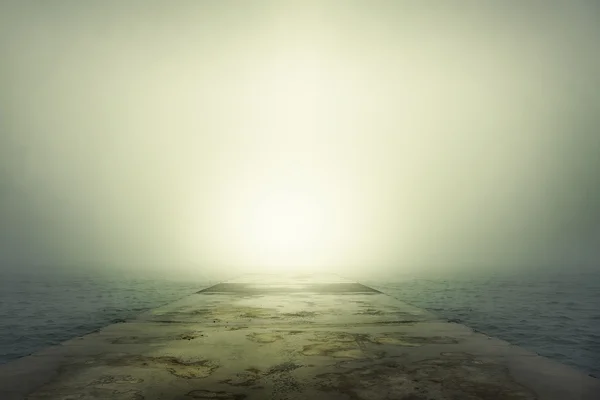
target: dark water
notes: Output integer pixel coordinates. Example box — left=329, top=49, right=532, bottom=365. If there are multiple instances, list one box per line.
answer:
left=1, top=268, right=599, bottom=378
left=0, top=269, right=206, bottom=363
left=371, top=270, right=600, bottom=377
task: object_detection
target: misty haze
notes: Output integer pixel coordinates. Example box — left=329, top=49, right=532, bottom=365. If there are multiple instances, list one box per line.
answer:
left=1, top=0, right=599, bottom=396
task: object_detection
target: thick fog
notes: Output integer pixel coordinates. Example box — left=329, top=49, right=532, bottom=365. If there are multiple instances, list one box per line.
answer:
left=1, top=1, right=599, bottom=279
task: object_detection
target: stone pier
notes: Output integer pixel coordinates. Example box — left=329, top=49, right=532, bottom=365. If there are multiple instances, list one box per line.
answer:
left=1, top=274, right=598, bottom=399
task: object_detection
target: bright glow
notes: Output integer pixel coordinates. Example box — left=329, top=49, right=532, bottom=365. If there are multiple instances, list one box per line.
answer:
left=11, top=1, right=588, bottom=275
left=234, top=188, right=329, bottom=269
left=203, top=166, right=360, bottom=272
left=191, top=44, right=365, bottom=272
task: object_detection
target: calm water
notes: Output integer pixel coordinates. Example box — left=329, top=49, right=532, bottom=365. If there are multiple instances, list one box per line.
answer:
left=370, top=270, right=600, bottom=377
left=1, top=268, right=599, bottom=377
left=0, top=269, right=207, bottom=363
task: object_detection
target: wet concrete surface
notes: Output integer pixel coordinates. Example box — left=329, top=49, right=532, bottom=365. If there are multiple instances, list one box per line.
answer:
left=1, top=274, right=599, bottom=399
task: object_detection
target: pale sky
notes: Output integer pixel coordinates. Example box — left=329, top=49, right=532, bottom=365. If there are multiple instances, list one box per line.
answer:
left=1, top=1, right=599, bottom=278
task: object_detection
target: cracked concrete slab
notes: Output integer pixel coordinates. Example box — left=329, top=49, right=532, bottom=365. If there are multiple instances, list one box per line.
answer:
left=0, top=274, right=598, bottom=400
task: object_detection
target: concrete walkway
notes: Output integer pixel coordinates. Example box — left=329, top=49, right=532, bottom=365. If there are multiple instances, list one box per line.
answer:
left=1, top=274, right=598, bottom=399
